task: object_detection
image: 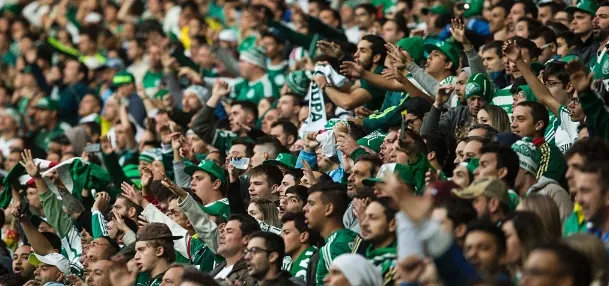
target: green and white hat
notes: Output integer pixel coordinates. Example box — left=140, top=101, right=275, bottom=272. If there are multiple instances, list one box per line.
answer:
left=139, top=148, right=162, bottom=163
left=565, top=0, right=599, bottom=16
left=34, top=97, right=59, bottom=111
left=423, top=41, right=460, bottom=67
left=285, top=70, right=311, bottom=97
left=184, top=85, right=210, bottom=104
left=112, top=71, right=135, bottom=88
left=396, top=36, right=425, bottom=64
left=465, top=73, right=493, bottom=101
left=184, top=159, right=227, bottom=186
left=263, top=153, right=297, bottom=170
left=511, top=137, right=538, bottom=175
left=357, top=130, right=386, bottom=153
left=363, top=163, right=415, bottom=186
left=239, top=46, right=267, bottom=70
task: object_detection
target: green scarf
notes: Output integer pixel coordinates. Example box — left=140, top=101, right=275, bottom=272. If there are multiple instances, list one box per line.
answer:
left=366, top=241, right=397, bottom=285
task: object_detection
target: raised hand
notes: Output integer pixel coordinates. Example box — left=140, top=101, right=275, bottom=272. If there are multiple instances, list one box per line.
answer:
left=301, top=160, right=317, bottom=187
left=502, top=39, right=522, bottom=63
left=111, top=209, right=129, bottom=233
left=449, top=18, right=470, bottom=46
left=566, top=60, right=593, bottom=93
left=317, top=40, right=343, bottom=58
left=385, top=173, right=432, bottom=224
left=382, top=65, right=408, bottom=84
left=311, top=74, right=329, bottom=88
left=100, top=135, right=114, bottom=155
left=20, top=149, right=39, bottom=178
left=340, top=61, right=364, bottom=79
left=212, top=80, right=231, bottom=98
left=385, top=43, right=411, bottom=69
left=93, top=192, right=110, bottom=212
left=159, top=124, right=173, bottom=145
left=160, top=175, right=188, bottom=199
left=435, top=84, right=454, bottom=107
left=304, top=132, right=320, bottom=152
left=120, top=182, right=146, bottom=207
left=335, top=132, right=359, bottom=156
left=140, top=167, right=153, bottom=189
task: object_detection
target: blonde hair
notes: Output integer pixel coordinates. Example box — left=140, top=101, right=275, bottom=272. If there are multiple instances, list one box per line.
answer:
left=518, top=194, right=562, bottom=238
left=481, top=105, right=511, bottom=132
left=250, top=198, right=281, bottom=227
left=563, top=234, right=609, bottom=286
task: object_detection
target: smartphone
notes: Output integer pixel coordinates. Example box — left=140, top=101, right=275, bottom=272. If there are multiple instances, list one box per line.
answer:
left=230, top=157, right=250, bottom=170
left=85, top=144, right=101, bottom=153
left=18, top=195, right=29, bottom=217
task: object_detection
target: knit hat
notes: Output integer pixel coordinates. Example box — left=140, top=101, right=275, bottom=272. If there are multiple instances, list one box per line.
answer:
left=565, top=0, right=599, bottom=16
left=423, top=41, right=460, bottom=67
left=263, top=153, right=298, bottom=170
left=396, top=37, right=425, bottom=64
left=286, top=70, right=311, bottom=97
left=103, top=57, right=125, bottom=70
left=219, top=29, right=238, bottom=43
left=1, top=108, right=21, bottom=128
left=452, top=178, right=510, bottom=206
left=357, top=130, right=386, bottom=154
left=29, top=253, right=70, bottom=275
left=123, top=164, right=141, bottom=187
left=465, top=73, right=493, bottom=101
left=184, top=159, right=227, bottom=186
left=138, top=148, right=162, bottom=163
left=184, top=85, right=210, bottom=104
left=511, top=138, right=538, bottom=175
left=330, top=254, right=383, bottom=286
left=363, top=163, right=415, bottom=186
left=239, top=46, right=267, bottom=70
left=516, top=85, right=536, bottom=102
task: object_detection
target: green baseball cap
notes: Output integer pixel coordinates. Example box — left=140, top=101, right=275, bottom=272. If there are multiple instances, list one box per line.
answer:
left=112, top=71, right=135, bottom=88
left=423, top=41, right=460, bottom=67
left=153, top=89, right=170, bottom=99
left=200, top=200, right=230, bottom=221
left=422, top=5, right=452, bottom=15
left=363, top=163, right=415, bottom=186
left=34, top=97, right=59, bottom=111
left=396, top=36, right=425, bottom=64
left=465, top=73, right=494, bottom=101
left=184, top=159, right=227, bottom=186
left=462, top=0, right=484, bottom=18
left=263, top=153, right=297, bottom=170
left=565, top=0, right=599, bottom=16
left=357, top=130, right=386, bottom=153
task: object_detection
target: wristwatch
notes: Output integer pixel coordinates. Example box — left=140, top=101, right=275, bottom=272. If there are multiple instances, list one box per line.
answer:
left=322, top=82, right=334, bottom=91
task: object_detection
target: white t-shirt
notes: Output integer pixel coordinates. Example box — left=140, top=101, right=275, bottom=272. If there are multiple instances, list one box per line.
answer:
left=214, top=264, right=235, bottom=279
left=554, top=105, right=580, bottom=154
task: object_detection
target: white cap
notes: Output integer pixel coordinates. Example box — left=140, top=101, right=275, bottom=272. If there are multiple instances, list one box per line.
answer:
left=84, top=12, right=102, bottom=24
left=29, top=253, right=70, bottom=275
left=219, top=29, right=237, bottom=43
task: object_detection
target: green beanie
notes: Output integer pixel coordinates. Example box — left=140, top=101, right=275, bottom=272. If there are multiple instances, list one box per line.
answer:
left=357, top=130, right=386, bottom=153
left=285, top=70, right=311, bottom=97
left=465, top=73, right=493, bottom=101
left=511, top=138, right=538, bottom=175
left=396, top=37, right=425, bottom=64
left=239, top=46, right=267, bottom=70
left=139, top=148, right=162, bottom=163
left=517, top=85, right=536, bottom=102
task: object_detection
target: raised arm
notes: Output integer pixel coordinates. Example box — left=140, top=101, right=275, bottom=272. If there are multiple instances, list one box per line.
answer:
left=505, top=40, right=561, bottom=116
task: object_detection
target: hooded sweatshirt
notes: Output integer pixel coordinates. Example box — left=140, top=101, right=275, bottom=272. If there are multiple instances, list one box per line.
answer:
left=527, top=176, right=573, bottom=223
left=331, top=254, right=383, bottom=286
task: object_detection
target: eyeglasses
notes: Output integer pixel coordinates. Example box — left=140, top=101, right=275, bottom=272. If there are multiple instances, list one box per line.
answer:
left=244, top=247, right=272, bottom=257
left=544, top=80, right=562, bottom=88
left=569, top=97, right=581, bottom=106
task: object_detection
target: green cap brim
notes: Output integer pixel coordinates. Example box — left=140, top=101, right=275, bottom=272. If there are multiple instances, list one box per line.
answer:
left=263, top=159, right=295, bottom=170
left=184, top=165, right=203, bottom=176
left=363, top=177, right=384, bottom=186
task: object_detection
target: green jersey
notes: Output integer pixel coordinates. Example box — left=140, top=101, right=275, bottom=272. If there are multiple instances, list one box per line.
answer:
left=267, top=60, right=288, bottom=87
left=544, top=111, right=558, bottom=145
left=360, top=65, right=387, bottom=111
left=287, top=246, right=317, bottom=282
left=592, top=47, right=609, bottom=91
left=492, top=85, right=513, bottom=118
left=230, top=74, right=279, bottom=104
left=316, top=228, right=358, bottom=286
left=407, top=154, right=433, bottom=195
left=136, top=272, right=164, bottom=286
left=143, top=70, right=163, bottom=97
left=175, top=234, right=224, bottom=272
left=366, top=242, right=397, bottom=286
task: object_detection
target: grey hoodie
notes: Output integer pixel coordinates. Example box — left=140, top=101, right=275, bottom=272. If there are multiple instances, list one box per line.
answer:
left=528, top=176, right=573, bottom=223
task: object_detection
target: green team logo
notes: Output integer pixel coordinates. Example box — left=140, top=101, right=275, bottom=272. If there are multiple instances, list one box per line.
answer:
left=274, top=74, right=285, bottom=86
left=246, top=89, right=255, bottom=99
left=603, top=59, right=609, bottom=75
left=465, top=82, right=481, bottom=96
